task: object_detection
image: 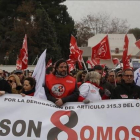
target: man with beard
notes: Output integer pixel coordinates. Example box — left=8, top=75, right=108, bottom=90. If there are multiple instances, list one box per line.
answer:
left=111, top=69, right=140, bottom=99
left=45, top=59, right=79, bottom=106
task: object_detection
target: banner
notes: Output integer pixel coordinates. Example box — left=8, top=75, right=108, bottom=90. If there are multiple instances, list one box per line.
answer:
left=0, top=94, right=140, bottom=140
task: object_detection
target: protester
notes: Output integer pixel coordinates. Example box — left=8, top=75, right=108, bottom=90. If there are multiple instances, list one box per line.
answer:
left=78, top=71, right=102, bottom=103
left=7, top=74, right=22, bottom=94
left=115, top=70, right=122, bottom=84
left=0, top=69, right=11, bottom=95
left=45, top=59, right=79, bottom=106
left=92, top=65, right=113, bottom=99
left=107, top=70, right=116, bottom=87
left=20, top=77, right=36, bottom=96
left=111, top=69, right=140, bottom=99
left=14, top=69, right=25, bottom=84
left=76, top=70, right=87, bottom=88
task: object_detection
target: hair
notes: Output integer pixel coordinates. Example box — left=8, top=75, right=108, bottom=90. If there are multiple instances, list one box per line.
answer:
left=85, top=71, right=101, bottom=85
left=93, top=65, right=103, bottom=71
left=46, top=66, right=54, bottom=74
left=53, top=59, right=69, bottom=75
left=24, top=77, right=36, bottom=88
left=8, top=74, right=22, bottom=86
left=76, top=70, right=87, bottom=82
left=122, top=69, right=134, bottom=76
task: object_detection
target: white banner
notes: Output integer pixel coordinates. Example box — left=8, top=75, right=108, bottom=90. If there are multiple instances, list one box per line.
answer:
left=0, top=94, right=140, bottom=140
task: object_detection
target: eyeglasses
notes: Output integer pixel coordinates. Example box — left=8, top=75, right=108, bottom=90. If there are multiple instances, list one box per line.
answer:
left=7, top=80, right=13, bottom=83
left=59, top=66, right=67, bottom=69
left=124, top=75, right=134, bottom=78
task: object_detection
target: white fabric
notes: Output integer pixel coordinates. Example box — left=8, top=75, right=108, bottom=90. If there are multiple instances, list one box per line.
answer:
left=134, top=68, right=140, bottom=87
left=79, top=83, right=101, bottom=101
left=32, top=49, right=47, bottom=99
left=0, top=94, right=140, bottom=140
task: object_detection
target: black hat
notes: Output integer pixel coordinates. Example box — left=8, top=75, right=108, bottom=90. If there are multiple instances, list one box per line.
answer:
left=14, top=70, right=23, bottom=74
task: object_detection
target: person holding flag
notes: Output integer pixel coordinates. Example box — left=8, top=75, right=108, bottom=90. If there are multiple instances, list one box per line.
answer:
left=45, top=59, right=79, bottom=107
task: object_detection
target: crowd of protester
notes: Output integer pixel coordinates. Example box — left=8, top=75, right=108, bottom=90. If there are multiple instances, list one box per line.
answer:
left=0, top=58, right=140, bottom=107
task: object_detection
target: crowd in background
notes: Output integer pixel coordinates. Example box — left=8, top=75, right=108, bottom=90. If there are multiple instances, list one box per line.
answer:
left=0, top=58, right=140, bottom=107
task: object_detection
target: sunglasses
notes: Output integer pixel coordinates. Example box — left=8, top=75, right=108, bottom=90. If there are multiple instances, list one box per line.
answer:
left=124, top=75, right=134, bottom=78
left=7, top=80, right=13, bottom=83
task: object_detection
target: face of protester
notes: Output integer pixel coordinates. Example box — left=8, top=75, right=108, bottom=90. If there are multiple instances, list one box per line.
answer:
left=108, top=72, right=115, bottom=83
left=123, top=70, right=134, bottom=84
left=8, top=77, right=16, bottom=86
left=116, top=73, right=122, bottom=83
left=15, top=72, right=23, bottom=81
left=56, top=62, right=67, bottom=76
left=95, top=70, right=103, bottom=76
left=23, top=80, right=33, bottom=91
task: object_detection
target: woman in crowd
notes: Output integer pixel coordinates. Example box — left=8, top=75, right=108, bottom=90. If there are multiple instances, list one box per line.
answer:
left=7, top=74, right=22, bottom=94
left=78, top=71, right=102, bottom=103
left=20, top=77, right=36, bottom=96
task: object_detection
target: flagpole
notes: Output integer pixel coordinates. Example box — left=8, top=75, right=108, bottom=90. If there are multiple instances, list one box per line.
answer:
left=82, top=58, right=88, bottom=73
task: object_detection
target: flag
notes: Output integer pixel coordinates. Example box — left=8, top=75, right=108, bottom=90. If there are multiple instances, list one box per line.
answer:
left=16, top=58, right=22, bottom=70
left=123, top=55, right=132, bottom=70
left=67, top=59, right=75, bottom=72
left=135, top=39, right=140, bottom=49
left=92, top=35, right=111, bottom=60
left=112, top=58, right=120, bottom=65
left=122, top=35, right=129, bottom=70
left=18, top=34, right=28, bottom=70
left=46, top=59, right=52, bottom=68
left=134, top=68, right=140, bottom=86
left=32, top=49, right=47, bottom=100
left=92, top=58, right=100, bottom=65
left=69, top=35, right=83, bottom=69
left=86, top=60, right=94, bottom=68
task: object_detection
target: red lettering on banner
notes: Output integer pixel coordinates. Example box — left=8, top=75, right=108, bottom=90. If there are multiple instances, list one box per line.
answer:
left=97, top=127, right=112, bottom=140
left=80, top=126, right=94, bottom=140
left=47, top=110, right=78, bottom=140
left=115, top=126, right=129, bottom=140
left=131, top=126, right=140, bottom=140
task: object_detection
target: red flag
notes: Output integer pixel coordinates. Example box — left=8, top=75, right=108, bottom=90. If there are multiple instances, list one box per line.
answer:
left=92, top=35, right=111, bottom=60
left=135, top=39, right=140, bottom=49
left=18, top=34, right=28, bottom=70
left=67, top=59, right=75, bottom=72
left=16, top=58, right=22, bottom=70
left=70, top=35, right=83, bottom=69
left=112, top=58, right=120, bottom=65
left=92, top=58, right=100, bottom=65
left=46, top=59, right=52, bottom=68
left=123, top=55, right=132, bottom=70
left=122, top=35, right=129, bottom=70
left=86, top=60, right=94, bottom=68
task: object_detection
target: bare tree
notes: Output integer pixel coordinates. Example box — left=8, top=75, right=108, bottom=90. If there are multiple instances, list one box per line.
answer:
left=75, top=12, right=129, bottom=47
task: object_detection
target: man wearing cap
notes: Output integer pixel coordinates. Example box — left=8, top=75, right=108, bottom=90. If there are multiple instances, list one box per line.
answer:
left=45, top=59, right=79, bottom=107
left=0, top=69, right=11, bottom=95
left=111, top=69, right=140, bottom=99
left=14, top=70, right=24, bottom=84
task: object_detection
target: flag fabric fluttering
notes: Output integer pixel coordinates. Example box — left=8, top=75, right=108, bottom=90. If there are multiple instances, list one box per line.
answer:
left=16, top=58, right=22, bottom=70
left=112, top=58, right=120, bottom=65
left=86, top=60, right=94, bottom=68
left=18, top=34, right=28, bottom=70
left=135, top=39, right=140, bottom=49
left=69, top=35, right=83, bottom=69
left=123, top=55, right=132, bottom=70
left=46, top=58, right=52, bottom=68
left=122, top=34, right=130, bottom=70
left=32, top=49, right=47, bottom=100
left=92, top=35, right=111, bottom=60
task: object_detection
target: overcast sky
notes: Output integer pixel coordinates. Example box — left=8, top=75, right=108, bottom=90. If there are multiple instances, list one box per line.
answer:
left=63, top=1, right=140, bottom=29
